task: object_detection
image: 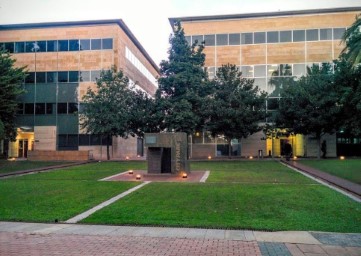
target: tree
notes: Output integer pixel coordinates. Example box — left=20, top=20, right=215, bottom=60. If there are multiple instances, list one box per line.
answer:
left=0, top=49, right=26, bottom=141
left=156, top=21, right=210, bottom=135
left=341, top=14, right=361, bottom=67
left=276, top=63, right=340, bottom=159
left=205, top=64, right=267, bottom=158
left=80, top=67, right=134, bottom=160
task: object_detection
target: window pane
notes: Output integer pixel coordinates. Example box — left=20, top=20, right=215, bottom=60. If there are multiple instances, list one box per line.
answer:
left=58, top=40, right=68, bottom=51
left=68, top=103, right=78, bottom=114
left=241, top=33, right=253, bottom=44
left=280, top=30, right=292, bottom=42
left=102, top=38, right=113, bottom=49
left=293, top=30, right=305, bottom=42
left=46, top=103, right=54, bottom=114
left=254, top=78, right=267, bottom=91
left=69, top=39, right=79, bottom=51
left=69, top=71, right=79, bottom=82
left=333, top=28, right=346, bottom=39
left=25, top=72, right=35, bottom=83
left=204, top=35, right=215, bottom=46
left=80, top=39, right=90, bottom=50
left=25, top=41, right=35, bottom=52
left=306, top=29, right=319, bottom=41
left=35, top=103, right=45, bottom=114
left=293, top=64, right=306, bottom=76
left=267, top=31, right=279, bottom=43
left=320, top=28, right=332, bottom=40
left=36, top=41, right=46, bottom=52
left=229, top=33, right=240, bottom=45
left=280, top=64, right=292, bottom=76
left=254, top=65, right=266, bottom=77
left=15, top=42, right=25, bottom=53
left=57, top=103, right=67, bottom=114
left=254, top=32, right=266, bottom=44
left=91, top=70, right=100, bottom=82
left=267, top=64, right=279, bottom=77
left=47, top=72, right=57, bottom=83
left=79, top=134, right=90, bottom=146
left=79, top=71, right=90, bottom=82
left=24, top=103, right=34, bottom=114
left=58, top=71, right=68, bottom=83
left=36, top=72, right=46, bottom=83
left=47, top=40, right=57, bottom=52
left=216, top=34, right=228, bottom=45
left=185, top=36, right=191, bottom=45
left=90, top=135, right=101, bottom=145
left=91, top=39, right=101, bottom=50
left=241, top=66, right=254, bottom=77
left=67, top=135, right=78, bottom=147
left=17, top=103, right=24, bottom=114
left=58, top=135, right=67, bottom=147
left=4, top=42, right=14, bottom=53
left=192, top=35, right=203, bottom=44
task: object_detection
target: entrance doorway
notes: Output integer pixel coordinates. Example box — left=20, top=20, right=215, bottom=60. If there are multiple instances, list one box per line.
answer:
left=18, top=140, right=29, bottom=158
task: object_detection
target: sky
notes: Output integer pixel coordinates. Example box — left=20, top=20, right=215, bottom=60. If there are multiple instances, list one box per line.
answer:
left=0, top=0, right=360, bottom=66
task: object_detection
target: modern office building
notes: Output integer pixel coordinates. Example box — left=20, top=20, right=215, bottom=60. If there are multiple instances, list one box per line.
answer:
left=0, top=19, right=159, bottom=160
left=170, top=7, right=361, bottom=158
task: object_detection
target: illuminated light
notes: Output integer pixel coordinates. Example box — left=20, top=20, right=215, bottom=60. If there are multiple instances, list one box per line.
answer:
left=195, top=132, right=200, bottom=137
left=340, top=156, right=345, bottom=160
left=8, top=158, right=16, bottom=161
left=293, top=156, right=298, bottom=160
left=249, top=156, right=253, bottom=159
left=208, top=156, right=212, bottom=160
left=125, top=156, right=129, bottom=160
left=128, top=170, right=134, bottom=175
left=136, top=174, right=141, bottom=180
left=182, top=172, right=188, bottom=179
left=137, top=155, right=141, bottom=158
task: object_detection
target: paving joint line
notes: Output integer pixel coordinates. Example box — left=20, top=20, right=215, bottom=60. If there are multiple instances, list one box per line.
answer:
left=200, top=170, right=210, bottom=182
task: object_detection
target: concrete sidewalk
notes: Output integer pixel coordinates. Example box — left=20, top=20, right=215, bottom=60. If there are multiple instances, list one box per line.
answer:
left=0, top=222, right=360, bottom=255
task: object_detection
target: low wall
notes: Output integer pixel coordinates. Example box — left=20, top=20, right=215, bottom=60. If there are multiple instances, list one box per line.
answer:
left=28, top=150, right=90, bottom=161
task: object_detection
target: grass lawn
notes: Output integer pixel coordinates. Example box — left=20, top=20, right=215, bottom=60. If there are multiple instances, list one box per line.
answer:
left=0, top=160, right=71, bottom=174
left=300, top=159, right=361, bottom=185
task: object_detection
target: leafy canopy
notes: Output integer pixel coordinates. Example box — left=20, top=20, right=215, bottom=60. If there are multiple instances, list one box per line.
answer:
left=341, top=14, right=361, bottom=67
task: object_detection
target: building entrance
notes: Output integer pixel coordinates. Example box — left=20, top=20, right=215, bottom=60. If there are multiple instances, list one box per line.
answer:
left=18, top=140, right=29, bottom=158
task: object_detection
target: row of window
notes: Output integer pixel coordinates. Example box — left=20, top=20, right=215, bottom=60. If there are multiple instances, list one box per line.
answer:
left=58, top=134, right=113, bottom=148
left=0, top=38, right=113, bottom=53
left=186, top=27, right=346, bottom=46
left=24, top=70, right=102, bottom=83
left=17, top=102, right=78, bottom=115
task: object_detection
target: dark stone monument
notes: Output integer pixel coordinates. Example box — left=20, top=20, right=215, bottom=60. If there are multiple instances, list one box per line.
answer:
left=144, top=133, right=190, bottom=175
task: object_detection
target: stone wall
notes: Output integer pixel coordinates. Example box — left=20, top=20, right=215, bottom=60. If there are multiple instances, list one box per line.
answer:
left=28, top=150, right=89, bottom=161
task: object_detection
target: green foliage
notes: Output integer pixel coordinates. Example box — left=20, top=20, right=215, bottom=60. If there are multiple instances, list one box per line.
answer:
left=341, top=14, right=361, bottom=66
left=0, top=49, right=26, bottom=140
left=156, top=21, right=210, bottom=134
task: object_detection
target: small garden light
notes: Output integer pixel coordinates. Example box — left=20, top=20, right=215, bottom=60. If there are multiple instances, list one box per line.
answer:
left=340, top=156, right=345, bottom=160
left=182, top=172, right=188, bottom=178
left=128, top=170, right=134, bottom=175
left=136, top=174, right=141, bottom=180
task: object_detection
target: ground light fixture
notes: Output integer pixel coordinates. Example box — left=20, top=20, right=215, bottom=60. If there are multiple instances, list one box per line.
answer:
left=208, top=155, right=212, bottom=160
left=182, top=172, right=188, bottom=178
left=136, top=174, right=141, bottom=180
left=340, top=156, right=345, bottom=160
left=128, top=170, right=134, bottom=175
left=125, top=156, right=129, bottom=160
left=249, top=156, right=253, bottom=159
left=293, top=156, right=298, bottom=160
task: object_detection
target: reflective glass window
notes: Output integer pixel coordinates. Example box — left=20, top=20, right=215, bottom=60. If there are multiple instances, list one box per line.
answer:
left=102, top=38, right=113, bottom=49
left=204, top=35, right=215, bottom=46
left=80, top=39, right=90, bottom=50
left=254, top=78, right=267, bottom=91
left=280, top=30, right=292, bottom=42
left=91, top=39, right=101, bottom=50
left=79, top=135, right=90, bottom=146
left=25, top=41, right=36, bottom=52
left=293, top=64, right=306, bottom=76
left=47, top=72, right=57, bottom=83
left=241, top=33, right=253, bottom=44
left=241, top=66, right=254, bottom=77
left=254, top=65, right=266, bottom=77
left=24, top=103, right=34, bottom=114
left=58, top=71, right=68, bottom=83
left=25, top=72, right=35, bottom=83
left=320, top=28, right=332, bottom=40
left=254, top=32, right=266, bottom=44
left=192, top=35, right=203, bottom=45
left=15, top=42, right=25, bottom=53
left=46, top=103, right=54, bottom=114
left=267, top=64, right=279, bottom=77
left=216, top=34, right=228, bottom=45
left=35, top=103, right=46, bottom=115
left=69, top=40, right=79, bottom=51
left=229, top=33, right=240, bottom=45
left=57, top=103, right=67, bottom=114
left=17, top=103, right=24, bottom=115
left=36, top=72, right=46, bottom=83
left=333, top=28, right=346, bottom=39
left=306, top=29, right=319, bottom=41
left=47, top=40, right=57, bottom=52
left=69, top=71, right=79, bottom=82
left=207, top=67, right=216, bottom=79
left=185, top=36, right=191, bottom=45
left=267, top=31, right=279, bottom=43
left=90, top=135, right=101, bottom=145
left=68, top=103, right=78, bottom=114
left=4, top=42, right=14, bottom=53
left=58, top=40, right=68, bottom=51
left=293, top=30, right=305, bottom=42
left=36, top=41, right=46, bottom=52
left=91, top=70, right=100, bottom=82
left=79, top=71, right=90, bottom=82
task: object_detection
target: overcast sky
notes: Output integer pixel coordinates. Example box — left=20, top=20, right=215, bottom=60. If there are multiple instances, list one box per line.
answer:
left=0, top=0, right=360, bottom=66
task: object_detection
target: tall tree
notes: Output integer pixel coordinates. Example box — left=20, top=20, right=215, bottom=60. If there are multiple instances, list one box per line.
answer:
left=0, top=49, right=26, bottom=141
left=276, top=64, right=340, bottom=159
left=205, top=64, right=267, bottom=158
left=341, top=14, right=361, bottom=67
left=80, top=67, right=134, bottom=160
left=156, top=21, right=210, bottom=135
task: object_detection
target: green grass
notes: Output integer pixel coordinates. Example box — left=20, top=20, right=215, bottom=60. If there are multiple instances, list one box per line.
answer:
left=300, top=159, right=361, bottom=185
left=0, top=160, right=71, bottom=174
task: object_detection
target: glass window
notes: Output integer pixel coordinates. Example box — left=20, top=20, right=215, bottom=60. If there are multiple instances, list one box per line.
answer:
left=102, top=38, right=113, bottom=49
left=207, top=67, right=216, bottom=79
left=91, top=70, right=100, bottom=82
left=90, top=134, right=101, bottom=145
left=293, top=30, right=305, bottom=42
left=24, top=103, right=34, bottom=114
left=254, top=78, right=267, bottom=91
left=280, top=30, right=292, bottom=42
left=68, top=103, right=78, bottom=114
left=306, top=29, right=319, bottom=41
left=15, top=42, right=25, bottom=53
left=241, top=33, right=253, bottom=44
left=25, top=41, right=36, bottom=52
left=47, top=40, right=57, bottom=52
left=4, top=42, right=14, bottom=53
left=69, top=71, right=79, bottom=82
left=79, top=134, right=90, bottom=146
left=17, top=103, right=24, bottom=115
left=216, top=34, right=228, bottom=46
left=69, top=40, right=79, bottom=51
left=267, top=31, right=279, bottom=43
left=79, top=71, right=90, bottom=82
left=293, top=64, right=306, bottom=76
left=36, top=41, right=46, bottom=52
left=192, top=35, right=203, bottom=45
left=58, top=71, right=68, bottom=83
left=204, top=35, right=215, bottom=46
left=79, top=39, right=90, bottom=50
left=58, top=135, right=67, bottom=147
left=320, top=28, right=332, bottom=40
left=254, top=65, right=266, bottom=77
left=36, top=72, right=46, bottom=83
left=47, top=72, right=57, bottom=83
left=25, top=72, right=35, bottom=83
left=229, top=33, right=240, bottom=45
left=46, top=103, right=54, bottom=114
left=241, top=66, right=254, bottom=77
left=35, top=103, right=46, bottom=115
left=185, top=36, right=191, bottom=45
left=333, top=28, right=346, bottom=40
left=91, top=39, right=101, bottom=50
left=267, top=64, right=279, bottom=77
left=280, top=64, right=292, bottom=76
left=254, top=32, right=266, bottom=44
left=57, top=103, right=67, bottom=114
left=58, top=40, right=69, bottom=51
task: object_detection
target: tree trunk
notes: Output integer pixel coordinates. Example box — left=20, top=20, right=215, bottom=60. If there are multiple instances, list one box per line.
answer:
left=106, top=135, right=110, bottom=160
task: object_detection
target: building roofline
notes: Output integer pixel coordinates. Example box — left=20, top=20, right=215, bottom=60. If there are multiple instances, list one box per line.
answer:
left=169, top=7, right=361, bottom=28
left=0, top=19, right=160, bottom=74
